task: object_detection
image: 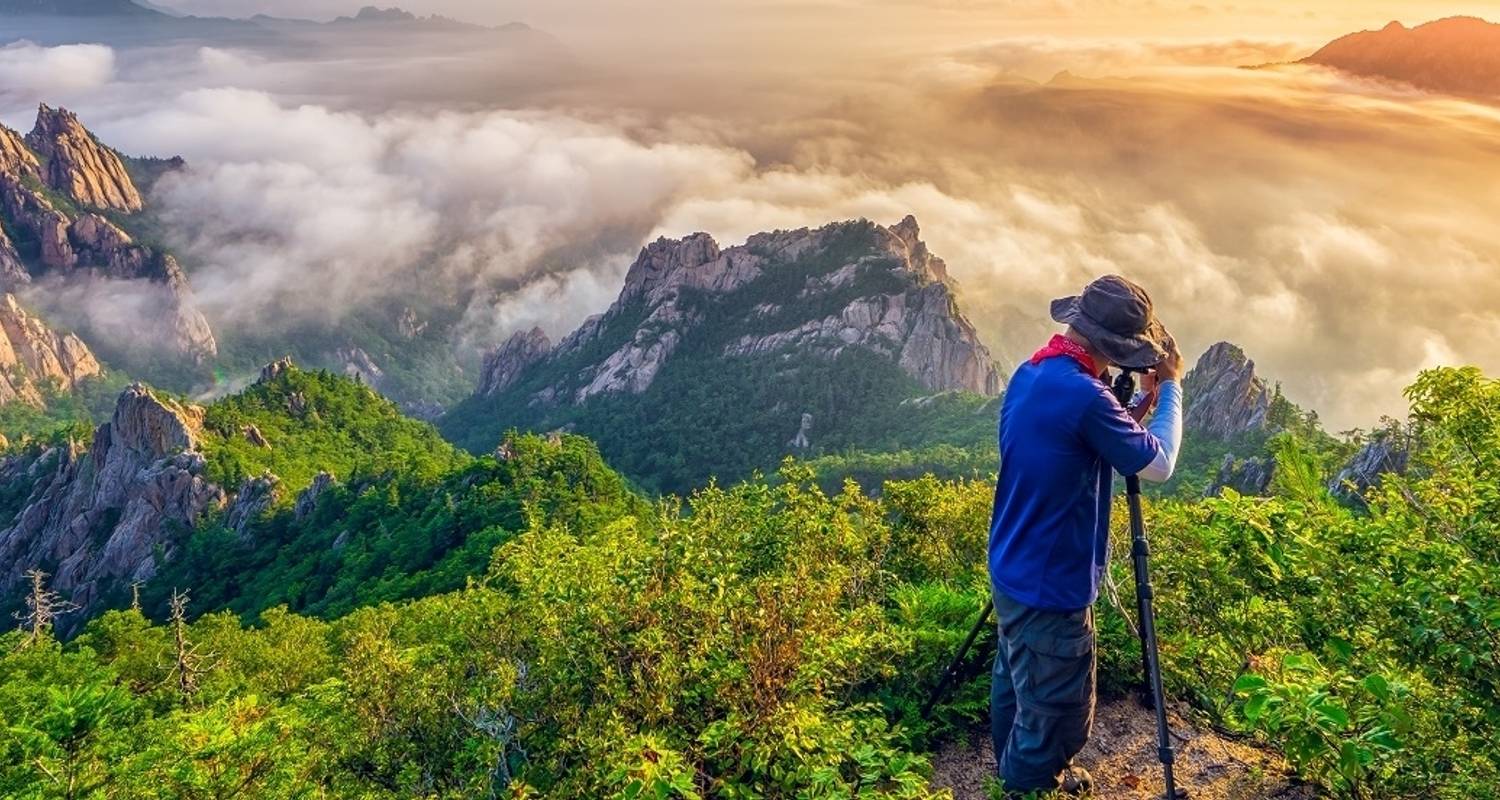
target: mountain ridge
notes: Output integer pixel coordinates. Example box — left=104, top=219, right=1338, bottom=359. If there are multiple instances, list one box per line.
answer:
left=1300, top=16, right=1500, bottom=99
left=443, top=216, right=1003, bottom=493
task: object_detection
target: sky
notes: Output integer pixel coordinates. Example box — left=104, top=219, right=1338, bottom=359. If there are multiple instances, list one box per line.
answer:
left=4, top=1, right=1500, bottom=429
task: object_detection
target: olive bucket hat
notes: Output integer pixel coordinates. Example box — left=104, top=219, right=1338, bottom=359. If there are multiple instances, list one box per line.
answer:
left=1050, top=275, right=1172, bottom=370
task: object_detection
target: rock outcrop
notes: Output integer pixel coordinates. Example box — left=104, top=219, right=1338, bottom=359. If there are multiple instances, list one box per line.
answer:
left=294, top=471, right=335, bottom=522
left=226, top=472, right=280, bottom=539
left=1329, top=428, right=1411, bottom=501
left=478, top=327, right=552, bottom=396
left=0, top=385, right=223, bottom=619
left=26, top=104, right=144, bottom=213
left=1207, top=454, right=1275, bottom=497
left=483, top=216, right=1001, bottom=409
left=1183, top=342, right=1271, bottom=440
left=0, top=293, right=102, bottom=407
left=0, top=107, right=216, bottom=363
left=338, top=347, right=385, bottom=387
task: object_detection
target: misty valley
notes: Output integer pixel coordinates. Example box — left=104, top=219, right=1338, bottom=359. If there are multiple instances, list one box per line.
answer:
left=1, top=3, right=1498, bottom=799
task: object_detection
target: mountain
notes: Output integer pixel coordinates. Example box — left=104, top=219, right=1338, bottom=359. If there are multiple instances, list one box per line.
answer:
left=442, top=216, right=1003, bottom=493
left=1302, top=17, right=1500, bottom=99
left=0, top=1, right=554, bottom=53
left=0, top=0, right=158, bottom=15
left=0, top=105, right=216, bottom=370
left=0, top=292, right=101, bottom=408
left=1183, top=341, right=1271, bottom=440
left=0, top=359, right=641, bottom=627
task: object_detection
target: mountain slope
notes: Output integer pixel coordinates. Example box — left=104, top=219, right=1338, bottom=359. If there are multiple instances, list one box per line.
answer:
left=1302, top=17, right=1500, bottom=99
left=0, top=292, right=101, bottom=408
left=0, top=105, right=216, bottom=372
left=0, top=359, right=643, bottom=626
left=442, top=216, right=1003, bottom=494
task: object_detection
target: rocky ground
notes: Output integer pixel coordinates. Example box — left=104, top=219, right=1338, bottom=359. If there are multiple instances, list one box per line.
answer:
left=928, top=698, right=1319, bottom=800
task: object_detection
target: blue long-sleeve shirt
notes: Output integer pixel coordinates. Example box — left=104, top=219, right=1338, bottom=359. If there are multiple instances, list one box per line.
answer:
left=987, top=357, right=1184, bottom=611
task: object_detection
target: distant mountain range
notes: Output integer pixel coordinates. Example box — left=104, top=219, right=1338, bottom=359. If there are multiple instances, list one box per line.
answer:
left=0, top=1, right=549, bottom=50
left=0, top=0, right=155, bottom=15
left=1301, top=16, right=1500, bottom=99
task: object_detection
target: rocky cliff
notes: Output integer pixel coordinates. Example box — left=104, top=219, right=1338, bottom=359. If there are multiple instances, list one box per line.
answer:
left=478, top=326, right=551, bottom=396
left=1183, top=342, right=1271, bottom=440
left=0, top=384, right=223, bottom=620
left=1302, top=17, right=1500, bottom=99
left=1329, top=427, right=1410, bottom=501
left=26, top=105, right=144, bottom=213
left=480, top=216, right=1000, bottom=409
left=0, top=293, right=102, bottom=406
left=0, top=105, right=216, bottom=363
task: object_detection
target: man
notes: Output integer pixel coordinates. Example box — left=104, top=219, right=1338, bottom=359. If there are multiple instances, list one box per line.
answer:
left=988, top=275, right=1184, bottom=796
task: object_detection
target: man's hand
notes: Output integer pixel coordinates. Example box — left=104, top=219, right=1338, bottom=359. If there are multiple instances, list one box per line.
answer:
left=1130, top=371, right=1159, bottom=423
left=1155, top=336, right=1184, bottom=383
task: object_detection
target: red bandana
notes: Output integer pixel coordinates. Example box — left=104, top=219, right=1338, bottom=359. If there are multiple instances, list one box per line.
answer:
left=1029, top=334, right=1098, bottom=376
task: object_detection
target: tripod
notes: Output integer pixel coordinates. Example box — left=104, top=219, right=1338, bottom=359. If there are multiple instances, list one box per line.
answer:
left=1112, top=369, right=1179, bottom=800
left=920, top=369, right=1179, bottom=799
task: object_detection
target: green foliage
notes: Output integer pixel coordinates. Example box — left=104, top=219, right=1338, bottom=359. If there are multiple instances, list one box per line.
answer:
left=198, top=364, right=466, bottom=492
left=6, top=360, right=1500, bottom=799
left=155, top=429, right=646, bottom=621
left=0, top=373, right=130, bottom=443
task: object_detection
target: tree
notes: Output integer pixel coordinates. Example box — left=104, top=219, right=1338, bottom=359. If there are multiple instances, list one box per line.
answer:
left=15, top=569, right=78, bottom=648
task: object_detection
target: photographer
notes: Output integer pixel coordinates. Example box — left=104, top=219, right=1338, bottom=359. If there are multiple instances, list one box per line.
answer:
left=988, top=275, right=1184, bottom=796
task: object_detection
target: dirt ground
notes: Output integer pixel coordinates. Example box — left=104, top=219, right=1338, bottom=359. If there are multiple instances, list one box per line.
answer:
left=928, top=698, right=1320, bottom=799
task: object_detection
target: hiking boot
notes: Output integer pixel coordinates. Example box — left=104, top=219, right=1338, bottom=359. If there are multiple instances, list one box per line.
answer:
left=1060, top=764, right=1094, bottom=795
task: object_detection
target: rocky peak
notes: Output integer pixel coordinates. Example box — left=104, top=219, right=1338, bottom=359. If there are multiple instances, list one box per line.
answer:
left=478, top=327, right=552, bottom=396
left=0, top=125, right=40, bottom=180
left=0, top=293, right=102, bottom=407
left=259, top=357, right=295, bottom=384
left=885, top=215, right=948, bottom=283
left=1183, top=341, right=1271, bottom=439
left=1329, top=427, right=1411, bottom=502
left=26, top=104, right=144, bottom=213
left=620, top=233, right=725, bottom=303
left=490, top=216, right=1001, bottom=409
left=108, top=383, right=202, bottom=459
left=0, top=384, right=221, bottom=623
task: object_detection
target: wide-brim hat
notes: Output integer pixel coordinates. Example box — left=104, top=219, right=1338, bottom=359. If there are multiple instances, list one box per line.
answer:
left=1050, top=275, right=1171, bottom=370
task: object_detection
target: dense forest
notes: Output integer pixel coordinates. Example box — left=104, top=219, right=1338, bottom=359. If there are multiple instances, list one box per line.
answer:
left=2, top=366, right=1497, bottom=798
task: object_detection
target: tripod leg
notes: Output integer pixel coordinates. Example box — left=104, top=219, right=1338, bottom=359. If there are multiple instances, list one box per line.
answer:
left=1125, top=476, right=1179, bottom=799
left=921, top=598, right=994, bottom=719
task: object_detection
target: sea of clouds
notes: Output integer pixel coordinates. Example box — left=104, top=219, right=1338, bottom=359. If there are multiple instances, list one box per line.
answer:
left=1, top=23, right=1498, bottom=428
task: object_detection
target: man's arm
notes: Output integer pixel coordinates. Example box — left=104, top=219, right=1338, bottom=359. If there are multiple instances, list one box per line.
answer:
left=1136, top=380, right=1182, bottom=483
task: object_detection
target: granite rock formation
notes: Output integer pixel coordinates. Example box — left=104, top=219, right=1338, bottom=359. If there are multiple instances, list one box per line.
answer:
left=0, top=293, right=102, bottom=406
left=0, top=384, right=223, bottom=619
left=26, top=105, right=144, bottom=213
left=1183, top=342, right=1271, bottom=440
left=475, top=216, right=1001, bottom=410
left=0, top=105, right=216, bottom=363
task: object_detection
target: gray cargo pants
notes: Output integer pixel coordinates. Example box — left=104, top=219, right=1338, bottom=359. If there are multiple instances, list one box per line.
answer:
left=990, top=591, right=1097, bottom=792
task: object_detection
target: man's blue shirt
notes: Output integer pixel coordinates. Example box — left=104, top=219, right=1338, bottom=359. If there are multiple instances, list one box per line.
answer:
left=988, top=357, right=1160, bottom=611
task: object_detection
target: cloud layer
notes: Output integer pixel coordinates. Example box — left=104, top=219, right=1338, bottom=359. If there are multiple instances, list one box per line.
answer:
left=9, top=32, right=1500, bottom=429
